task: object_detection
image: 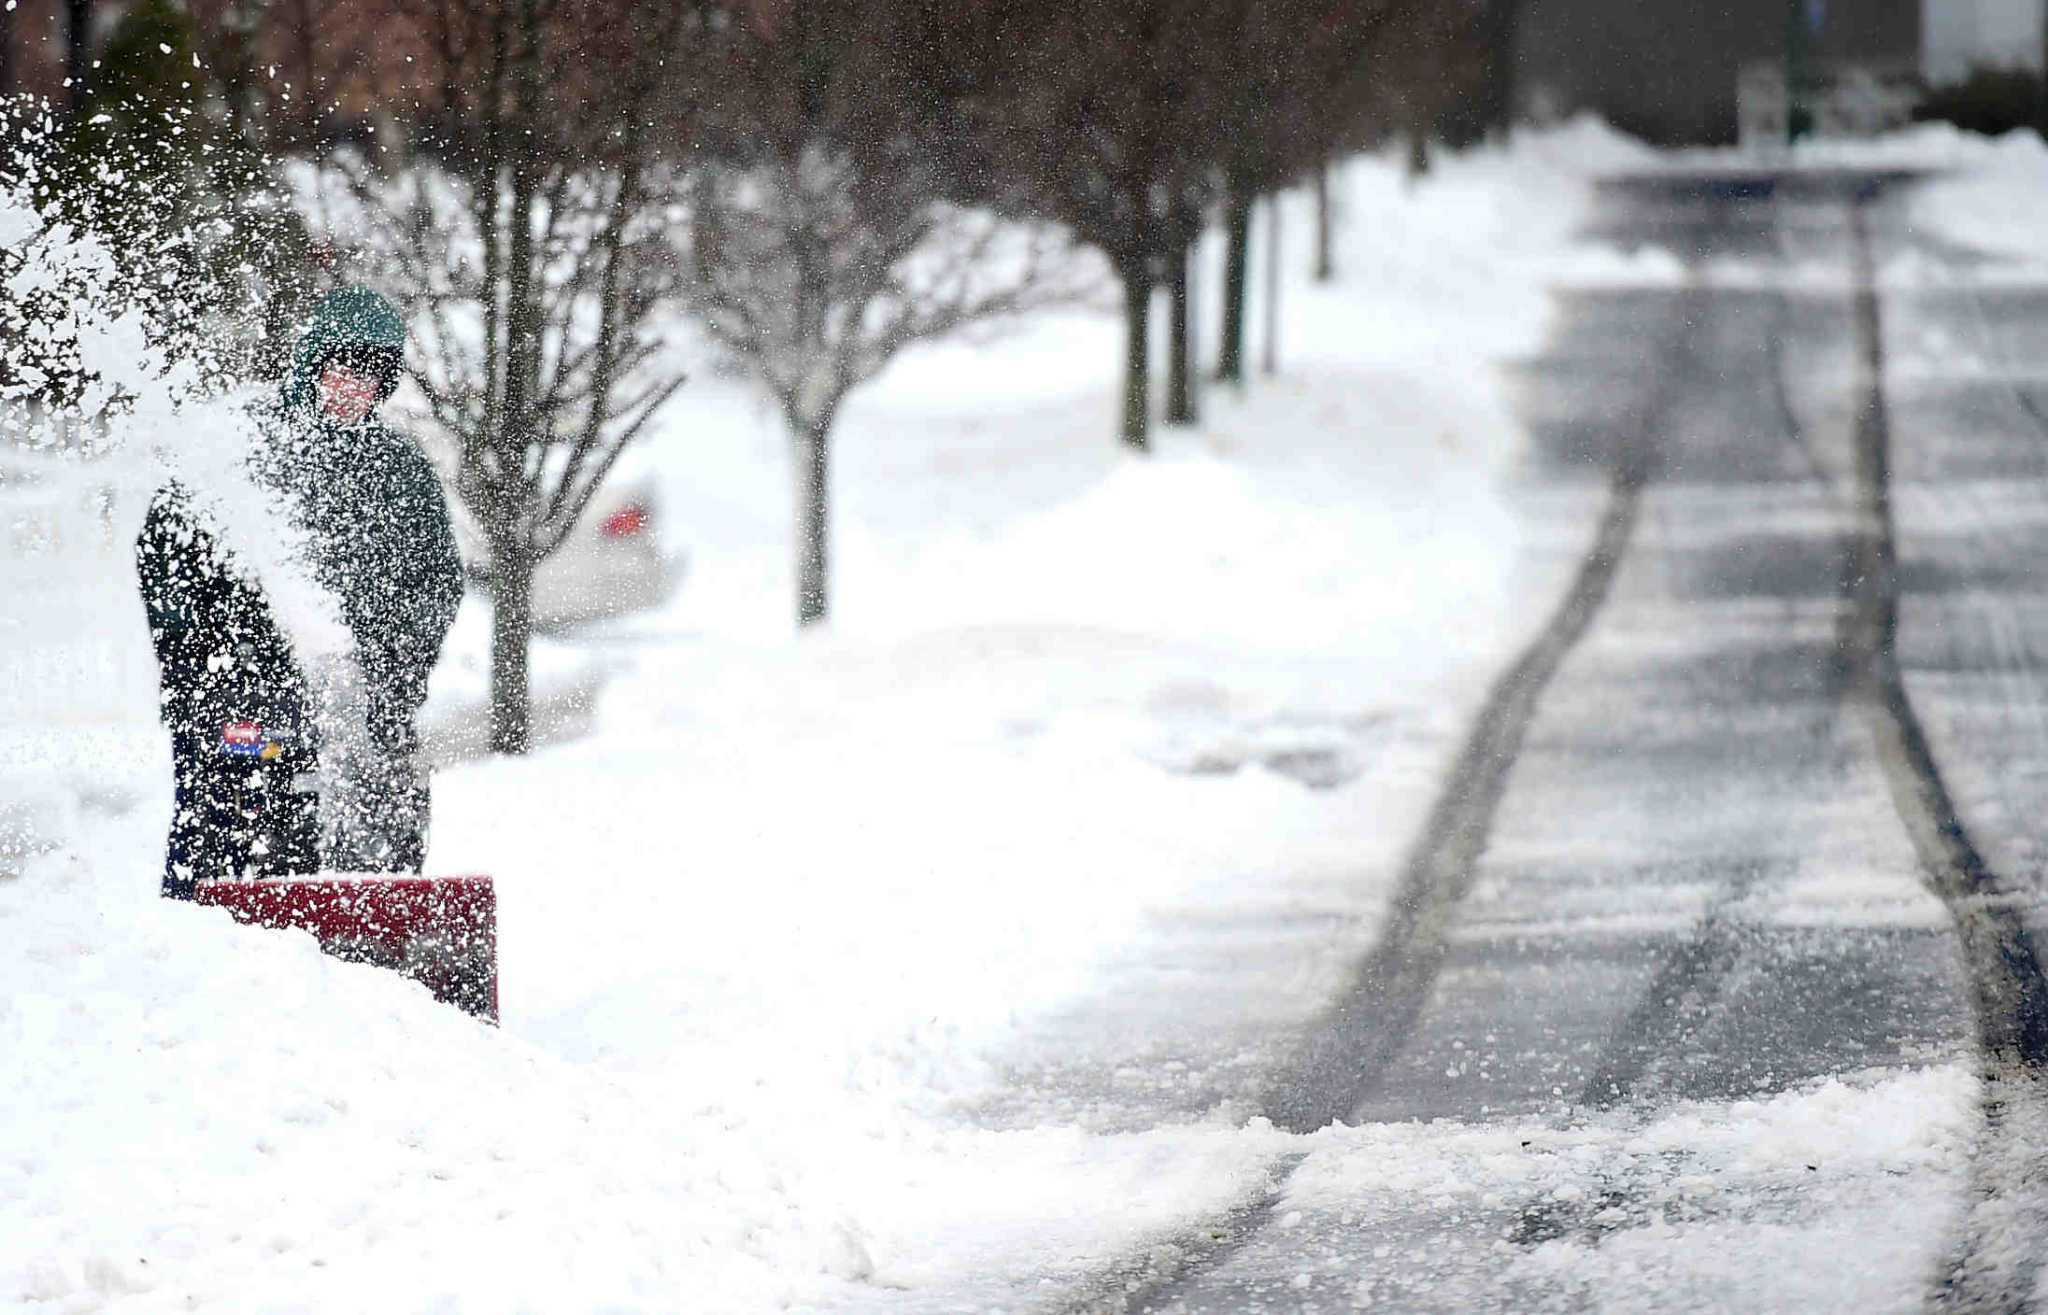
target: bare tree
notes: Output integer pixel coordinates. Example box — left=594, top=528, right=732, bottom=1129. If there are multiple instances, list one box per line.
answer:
left=304, top=0, right=698, bottom=752
left=1476, top=0, right=1526, bottom=142
left=1197, top=0, right=1296, bottom=390
left=680, top=0, right=1073, bottom=628
left=185, top=0, right=387, bottom=154
left=1210, top=0, right=1437, bottom=383
left=970, top=0, right=1429, bottom=426
left=965, top=0, right=1222, bottom=454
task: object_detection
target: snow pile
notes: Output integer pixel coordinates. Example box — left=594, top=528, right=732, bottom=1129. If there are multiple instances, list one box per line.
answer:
left=1636, top=118, right=2048, bottom=279
left=1280, top=1066, right=1976, bottom=1310
left=0, top=854, right=866, bottom=1310
left=1335, top=112, right=1671, bottom=299
left=1296, top=114, right=1670, bottom=353
left=1906, top=128, right=2048, bottom=270
left=1789, top=119, right=2043, bottom=173
left=846, top=447, right=1519, bottom=663
left=1291, top=1065, right=1972, bottom=1201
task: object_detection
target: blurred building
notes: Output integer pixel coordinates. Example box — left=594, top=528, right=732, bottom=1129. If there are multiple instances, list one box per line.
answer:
left=1733, top=60, right=1922, bottom=145
left=1925, top=0, right=2045, bottom=83
left=1516, top=0, right=1926, bottom=144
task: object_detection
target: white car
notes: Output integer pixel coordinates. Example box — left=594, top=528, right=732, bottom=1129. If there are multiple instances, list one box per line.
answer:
left=457, top=474, right=685, bottom=631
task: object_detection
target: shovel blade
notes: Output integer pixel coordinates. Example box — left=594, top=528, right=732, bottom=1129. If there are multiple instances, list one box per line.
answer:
left=196, top=876, right=498, bottom=1021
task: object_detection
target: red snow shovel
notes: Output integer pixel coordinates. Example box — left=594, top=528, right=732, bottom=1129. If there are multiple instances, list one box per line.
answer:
left=196, top=876, right=498, bottom=1021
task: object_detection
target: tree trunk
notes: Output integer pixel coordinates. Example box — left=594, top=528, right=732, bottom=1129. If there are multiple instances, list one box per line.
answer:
left=1407, top=122, right=1431, bottom=181
left=795, top=416, right=830, bottom=627
left=1482, top=0, right=1526, bottom=143
left=0, top=3, right=15, bottom=96
left=1216, top=182, right=1251, bottom=387
left=1165, top=235, right=1196, bottom=427
left=1313, top=159, right=1335, bottom=283
left=489, top=536, right=534, bottom=755
left=481, top=0, right=547, bottom=753
left=1120, top=259, right=1152, bottom=453
left=63, top=0, right=91, bottom=107
left=1261, top=193, right=1280, bottom=378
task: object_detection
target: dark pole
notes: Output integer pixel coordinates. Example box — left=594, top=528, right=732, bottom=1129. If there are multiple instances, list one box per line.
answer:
left=0, top=3, right=14, bottom=96
left=1216, top=175, right=1251, bottom=386
left=1313, top=157, right=1334, bottom=283
left=1785, top=0, right=1811, bottom=144
left=1482, top=0, right=1525, bottom=142
left=1165, top=226, right=1195, bottom=426
left=1186, top=221, right=1200, bottom=419
left=1261, top=192, right=1280, bottom=377
left=1120, top=256, right=1152, bottom=452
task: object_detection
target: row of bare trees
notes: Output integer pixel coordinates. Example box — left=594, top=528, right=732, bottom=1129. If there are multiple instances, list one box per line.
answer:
left=15, top=0, right=1492, bottom=752
left=952, top=0, right=1436, bottom=452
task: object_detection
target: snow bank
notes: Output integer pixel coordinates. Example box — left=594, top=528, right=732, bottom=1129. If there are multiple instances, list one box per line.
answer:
left=1282, top=1066, right=1975, bottom=1310
left=1790, top=120, right=2043, bottom=173
left=0, top=836, right=871, bottom=1310
left=1615, top=119, right=2048, bottom=280
left=1906, top=128, right=2048, bottom=271
left=1294, top=115, right=1666, bottom=357
left=1291, top=1065, right=1973, bottom=1201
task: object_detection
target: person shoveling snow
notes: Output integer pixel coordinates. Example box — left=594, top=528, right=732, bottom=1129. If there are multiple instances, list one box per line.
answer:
left=135, top=287, right=463, bottom=899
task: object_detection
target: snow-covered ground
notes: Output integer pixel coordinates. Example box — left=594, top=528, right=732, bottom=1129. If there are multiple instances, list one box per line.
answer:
left=1904, top=126, right=2048, bottom=271
left=5, top=115, right=2004, bottom=1312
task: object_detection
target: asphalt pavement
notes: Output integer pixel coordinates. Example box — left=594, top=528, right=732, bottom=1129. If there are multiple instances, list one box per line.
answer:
left=951, top=170, right=2048, bottom=1313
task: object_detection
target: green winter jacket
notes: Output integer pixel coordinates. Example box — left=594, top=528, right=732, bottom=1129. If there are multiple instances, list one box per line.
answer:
left=136, top=287, right=463, bottom=764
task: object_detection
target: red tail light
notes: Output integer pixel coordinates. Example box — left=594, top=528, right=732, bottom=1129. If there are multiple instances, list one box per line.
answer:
left=599, top=504, right=648, bottom=539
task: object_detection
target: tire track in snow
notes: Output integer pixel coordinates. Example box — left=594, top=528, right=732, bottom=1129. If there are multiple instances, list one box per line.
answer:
left=1043, top=287, right=1703, bottom=1315
left=1896, top=216, right=2048, bottom=867
left=1047, top=1153, right=1310, bottom=1315
left=1505, top=864, right=1771, bottom=1249
left=1511, top=192, right=1870, bottom=1248
left=1837, top=197, right=2048, bottom=1315
left=1255, top=290, right=1682, bottom=1138
left=1551, top=194, right=1867, bottom=1125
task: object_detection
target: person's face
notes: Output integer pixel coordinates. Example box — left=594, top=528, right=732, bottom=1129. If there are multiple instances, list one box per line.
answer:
left=317, top=361, right=381, bottom=424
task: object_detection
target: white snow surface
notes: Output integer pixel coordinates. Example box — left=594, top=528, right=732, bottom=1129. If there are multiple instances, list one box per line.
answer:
left=1280, top=1065, right=1976, bottom=1312
left=1905, top=127, right=2048, bottom=272
left=0, top=118, right=1991, bottom=1311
